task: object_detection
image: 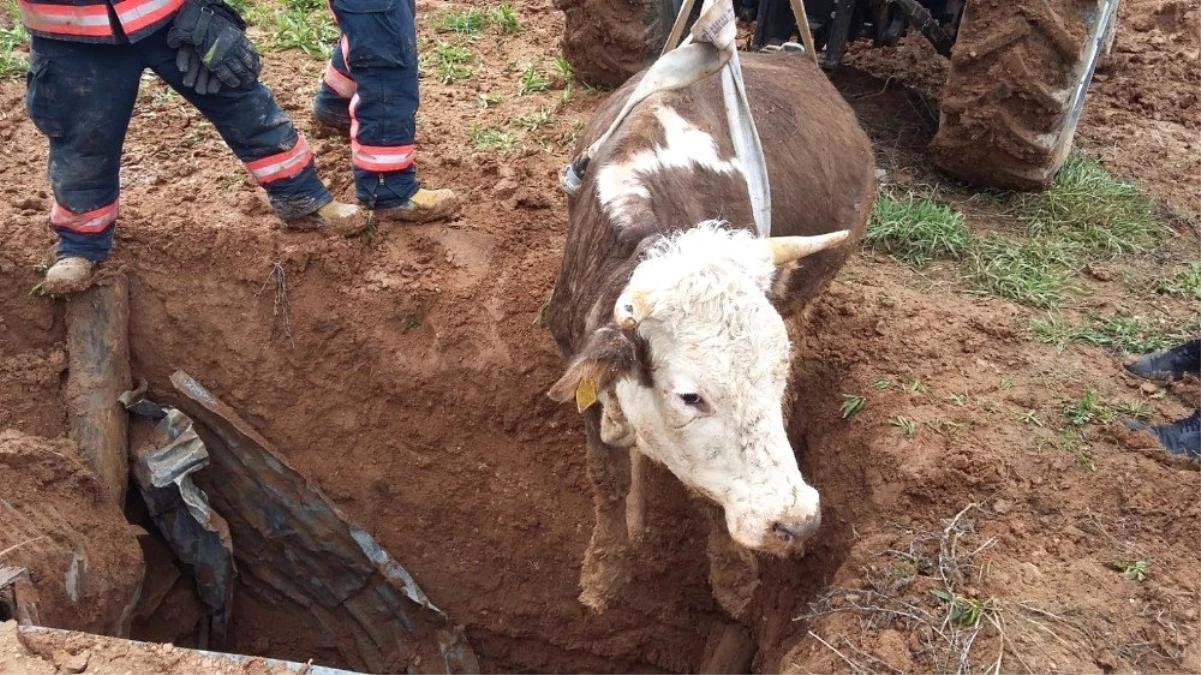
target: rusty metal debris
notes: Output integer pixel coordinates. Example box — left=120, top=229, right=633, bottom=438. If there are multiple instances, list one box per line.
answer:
left=0, top=566, right=40, bottom=625
left=124, top=391, right=236, bottom=650
left=170, top=370, right=479, bottom=674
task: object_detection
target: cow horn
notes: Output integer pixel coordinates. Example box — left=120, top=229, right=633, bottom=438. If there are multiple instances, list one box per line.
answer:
left=614, top=290, right=650, bottom=330
left=767, top=231, right=852, bottom=265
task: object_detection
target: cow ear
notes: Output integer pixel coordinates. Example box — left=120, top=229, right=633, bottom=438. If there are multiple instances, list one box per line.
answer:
left=548, top=326, right=643, bottom=405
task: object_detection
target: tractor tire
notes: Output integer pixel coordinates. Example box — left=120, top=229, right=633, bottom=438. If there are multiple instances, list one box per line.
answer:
left=557, top=0, right=691, bottom=89
left=929, top=0, right=1120, bottom=189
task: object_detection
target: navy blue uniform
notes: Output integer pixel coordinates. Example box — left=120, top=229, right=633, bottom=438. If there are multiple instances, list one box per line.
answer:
left=21, top=0, right=331, bottom=261
left=313, top=0, right=420, bottom=208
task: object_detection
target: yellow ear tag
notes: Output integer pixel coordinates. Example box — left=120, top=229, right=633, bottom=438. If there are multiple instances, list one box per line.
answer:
left=575, top=378, right=599, bottom=413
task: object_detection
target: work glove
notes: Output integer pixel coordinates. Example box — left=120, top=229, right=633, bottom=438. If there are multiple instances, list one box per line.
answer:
left=176, top=45, right=223, bottom=95
left=167, top=0, right=261, bottom=92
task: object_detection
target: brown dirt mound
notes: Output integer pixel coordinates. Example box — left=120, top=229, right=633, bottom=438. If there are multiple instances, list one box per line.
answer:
left=0, top=431, right=144, bottom=636
left=0, top=622, right=294, bottom=675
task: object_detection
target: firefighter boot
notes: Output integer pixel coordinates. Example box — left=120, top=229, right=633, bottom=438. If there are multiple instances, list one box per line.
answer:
left=42, top=256, right=96, bottom=296
left=375, top=187, right=461, bottom=224
left=288, top=200, right=370, bottom=235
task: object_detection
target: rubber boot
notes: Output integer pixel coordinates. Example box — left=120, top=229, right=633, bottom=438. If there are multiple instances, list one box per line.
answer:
left=1127, top=410, right=1201, bottom=458
left=1124, top=340, right=1201, bottom=380
left=41, top=256, right=96, bottom=296
left=375, top=187, right=461, bottom=223
left=286, top=200, right=370, bottom=235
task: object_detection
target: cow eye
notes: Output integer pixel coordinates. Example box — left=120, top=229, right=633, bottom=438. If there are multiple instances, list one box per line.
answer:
left=679, top=393, right=703, bottom=407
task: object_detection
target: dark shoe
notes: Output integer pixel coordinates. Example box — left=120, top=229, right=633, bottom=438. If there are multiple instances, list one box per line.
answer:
left=1124, top=340, right=1201, bottom=380
left=1129, top=410, right=1201, bottom=458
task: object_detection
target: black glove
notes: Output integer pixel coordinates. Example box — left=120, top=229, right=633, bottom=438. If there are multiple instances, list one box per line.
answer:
left=177, top=45, right=223, bottom=95
left=167, top=0, right=261, bottom=90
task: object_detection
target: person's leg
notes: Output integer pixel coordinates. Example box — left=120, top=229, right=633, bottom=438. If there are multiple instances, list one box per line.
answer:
left=332, top=0, right=458, bottom=220
left=137, top=25, right=364, bottom=231
left=313, top=34, right=355, bottom=131
left=26, top=37, right=142, bottom=293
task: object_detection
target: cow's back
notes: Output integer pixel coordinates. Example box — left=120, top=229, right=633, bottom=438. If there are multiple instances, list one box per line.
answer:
left=549, top=52, right=874, bottom=351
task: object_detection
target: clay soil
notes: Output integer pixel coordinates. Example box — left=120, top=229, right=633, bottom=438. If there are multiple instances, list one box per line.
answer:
left=0, top=0, right=1197, bottom=673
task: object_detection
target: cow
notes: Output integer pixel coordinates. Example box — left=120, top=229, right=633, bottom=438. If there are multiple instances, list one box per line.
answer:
left=545, top=51, right=875, bottom=567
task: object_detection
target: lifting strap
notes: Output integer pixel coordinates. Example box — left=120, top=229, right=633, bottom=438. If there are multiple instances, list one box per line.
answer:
left=561, top=0, right=772, bottom=238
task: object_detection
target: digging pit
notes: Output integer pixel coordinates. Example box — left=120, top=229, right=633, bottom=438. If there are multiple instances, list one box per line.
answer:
left=0, top=236, right=880, bottom=673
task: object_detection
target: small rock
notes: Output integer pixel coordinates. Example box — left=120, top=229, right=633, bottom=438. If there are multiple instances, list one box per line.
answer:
left=54, top=650, right=88, bottom=674
left=1140, top=382, right=1159, bottom=395
left=491, top=179, right=519, bottom=200
left=1086, top=263, right=1113, bottom=282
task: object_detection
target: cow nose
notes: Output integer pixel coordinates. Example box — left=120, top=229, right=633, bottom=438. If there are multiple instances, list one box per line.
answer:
left=772, top=512, right=821, bottom=546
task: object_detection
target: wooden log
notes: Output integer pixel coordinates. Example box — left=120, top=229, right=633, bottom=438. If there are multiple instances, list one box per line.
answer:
left=65, top=276, right=131, bottom=507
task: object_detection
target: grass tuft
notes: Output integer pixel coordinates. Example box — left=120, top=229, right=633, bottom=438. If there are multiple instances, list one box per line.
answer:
left=511, top=107, right=553, bottom=131
left=963, top=235, right=1077, bottom=309
left=489, top=3, right=521, bottom=33
left=517, top=63, right=551, bottom=95
left=1030, top=312, right=1201, bottom=354
left=436, top=7, right=489, bottom=33
left=0, top=0, right=28, bottom=79
left=1012, top=155, right=1163, bottom=257
left=422, top=40, right=474, bottom=83
left=1152, top=262, right=1201, bottom=300
left=255, top=3, right=338, bottom=58
left=1063, top=386, right=1115, bottom=427
left=865, top=190, right=971, bottom=267
left=469, top=125, right=517, bottom=151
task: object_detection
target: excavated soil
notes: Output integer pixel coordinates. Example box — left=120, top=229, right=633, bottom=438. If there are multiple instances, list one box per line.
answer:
left=0, top=622, right=295, bottom=675
left=0, top=431, right=143, bottom=636
left=0, top=0, right=1198, bottom=673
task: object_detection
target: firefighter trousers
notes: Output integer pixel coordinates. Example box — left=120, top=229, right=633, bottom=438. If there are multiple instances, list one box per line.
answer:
left=26, top=27, right=331, bottom=262
left=314, top=0, right=420, bottom=208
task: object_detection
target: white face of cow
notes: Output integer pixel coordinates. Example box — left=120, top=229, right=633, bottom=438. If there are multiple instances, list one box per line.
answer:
left=550, top=223, right=849, bottom=556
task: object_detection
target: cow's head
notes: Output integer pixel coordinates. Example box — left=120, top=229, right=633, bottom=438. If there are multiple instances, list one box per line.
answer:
left=550, top=222, right=848, bottom=556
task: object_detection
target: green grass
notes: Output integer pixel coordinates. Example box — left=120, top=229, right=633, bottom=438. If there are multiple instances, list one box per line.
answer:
left=1030, top=312, right=1201, bottom=354
left=864, top=158, right=1168, bottom=310
left=1011, top=155, right=1164, bottom=257
left=512, top=108, right=553, bottom=131
left=890, top=415, right=918, bottom=437
left=489, top=3, right=521, bottom=33
left=1109, top=560, right=1150, bottom=582
left=864, top=190, right=971, bottom=267
left=1013, top=410, right=1044, bottom=427
left=840, top=394, right=865, bottom=419
left=469, top=125, right=517, bottom=151
left=436, top=7, right=489, bottom=33
left=0, top=0, right=28, bottom=79
left=1063, top=386, right=1115, bottom=427
left=423, top=41, right=475, bottom=83
left=436, top=4, right=520, bottom=34
left=517, top=63, right=551, bottom=95
left=963, top=235, right=1077, bottom=309
left=553, top=55, right=573, bottom=82
left=1152, top=262, right=1201, bottom=300
left=254, top=2, right=338, bottom=58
